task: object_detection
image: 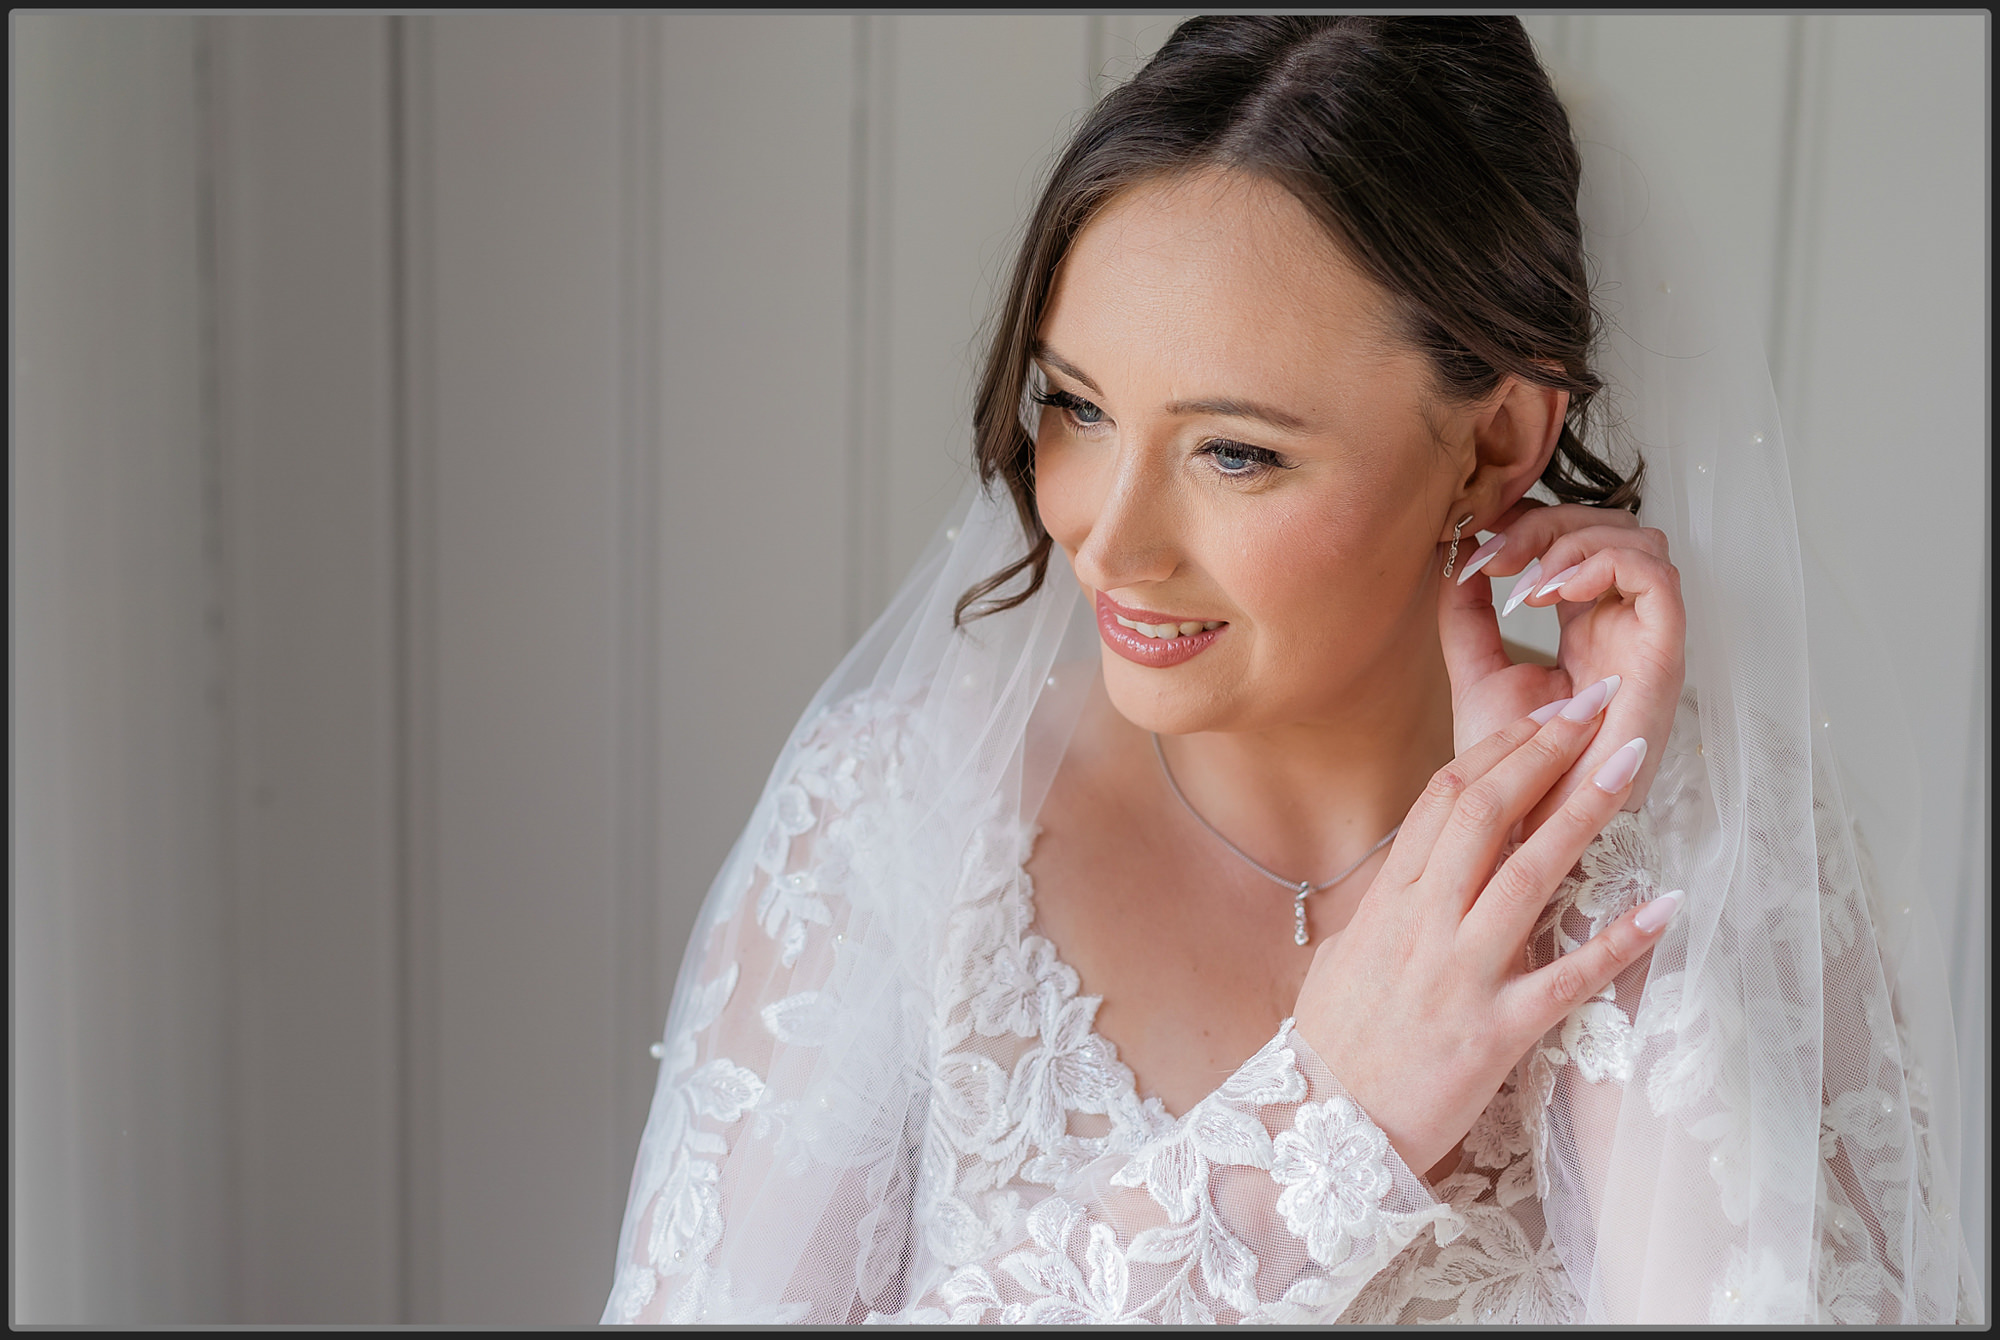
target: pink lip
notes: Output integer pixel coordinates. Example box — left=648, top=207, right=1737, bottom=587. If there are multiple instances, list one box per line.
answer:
left=1095, top=591, right=1228, bottom=669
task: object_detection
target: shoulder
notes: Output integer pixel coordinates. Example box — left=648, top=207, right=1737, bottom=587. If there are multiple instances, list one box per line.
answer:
left=732, top=682, right=1009, bottom=919
left=770, top=686, right=935, bottom=815
left=791, top=685, right=921, bottom=766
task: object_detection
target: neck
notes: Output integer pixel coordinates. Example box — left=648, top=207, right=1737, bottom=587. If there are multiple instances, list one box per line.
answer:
left=1152, top=621, right=1456, bottom=886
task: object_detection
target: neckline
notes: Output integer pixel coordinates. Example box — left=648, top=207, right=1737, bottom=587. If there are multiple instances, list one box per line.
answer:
left=1011, top=818, right=1473, bottom=1187
left=1012, top=820, right=1200, bottom=1132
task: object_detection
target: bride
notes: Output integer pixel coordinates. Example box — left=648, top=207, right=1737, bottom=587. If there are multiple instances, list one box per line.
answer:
left=604, top=16, right=1976, bottom=1324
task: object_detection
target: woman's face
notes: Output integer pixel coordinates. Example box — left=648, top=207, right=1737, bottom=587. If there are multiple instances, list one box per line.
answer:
left=1033, top=168, right=1486, bottom=736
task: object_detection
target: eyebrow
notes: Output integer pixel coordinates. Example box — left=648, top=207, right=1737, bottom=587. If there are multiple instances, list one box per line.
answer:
left=1031, top=340, right=1313, bottom=434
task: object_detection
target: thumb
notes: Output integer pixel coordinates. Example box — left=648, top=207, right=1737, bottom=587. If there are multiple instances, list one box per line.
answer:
left=1438, top=548, right=1511, bottom=698
left=1437, top=498, right=1549, bottom=694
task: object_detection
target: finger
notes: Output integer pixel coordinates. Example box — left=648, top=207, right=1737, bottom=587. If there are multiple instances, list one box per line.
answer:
left=1526, top=545, right=1685, bottom=821
left=1438, top=544, right=1513, bottom=697
left=1381, top=711, right=1553, bottom=885
left=1500, top=887, right=1684, bottom=1044
left=1439, top=502, right=1577, bottom=696
left=1468, top=504, right=1641, bottom=585
left=1461, top=723, right=1651, bottom=948
left=1417, top=682, right=1622, bottom=905
left=1506, top=529, right=1680, bottom=616
left=1441, top=499, right=1544, bottom=594
left=1531, top=662, right=1679, bottom=830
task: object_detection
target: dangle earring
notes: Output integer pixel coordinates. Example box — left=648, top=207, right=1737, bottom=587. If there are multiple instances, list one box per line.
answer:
left=1442, top=513, right=1475, bottom=579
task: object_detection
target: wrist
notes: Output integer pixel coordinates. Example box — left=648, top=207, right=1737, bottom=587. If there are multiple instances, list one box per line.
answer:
left=1286, top=1021, right=1449, bottom=1179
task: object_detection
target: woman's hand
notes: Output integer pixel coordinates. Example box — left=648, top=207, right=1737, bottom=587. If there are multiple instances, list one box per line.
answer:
left=1439, top=501, right=1686, bottom=822
left=1293, top=698, right=1682, bottom=1181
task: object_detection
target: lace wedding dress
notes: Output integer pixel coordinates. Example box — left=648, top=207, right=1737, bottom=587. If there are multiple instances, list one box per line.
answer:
left=602, top=685, right=1973, bottom=1325
left=600, top=60, right=1978, bottom=1324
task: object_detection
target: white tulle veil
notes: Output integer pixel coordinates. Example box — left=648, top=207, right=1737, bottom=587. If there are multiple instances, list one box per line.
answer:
left=605, top=63, right=1979, bottom=1325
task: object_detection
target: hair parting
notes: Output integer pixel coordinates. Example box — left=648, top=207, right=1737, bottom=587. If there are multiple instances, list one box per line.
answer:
left=956, top=15, right=1643, bottom=627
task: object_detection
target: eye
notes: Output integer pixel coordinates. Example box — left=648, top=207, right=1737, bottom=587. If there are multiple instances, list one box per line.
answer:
left=1200, top=440, right=1289, bottom=479
left=1033, top=388, right=1106, bottom=428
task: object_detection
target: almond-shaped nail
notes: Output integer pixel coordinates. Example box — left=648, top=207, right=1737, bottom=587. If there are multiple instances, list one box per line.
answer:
left=1501, top=558, right=1545, bottom=616
left=1535, top=564, right=1582, bottom=598
left=1528, top=697, right=1573, bottom=725
left=1559, top=674, right=1622, bottom=721
left=1456, top=534, right=1506, bottom=585
left=1634, top=889, right=1684, bottom=934
left=1592, top=736, right=1648, bottom=792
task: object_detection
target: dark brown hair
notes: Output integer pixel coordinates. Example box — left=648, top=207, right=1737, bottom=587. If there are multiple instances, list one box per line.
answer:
left=956, top=15, right=1642, bottom=625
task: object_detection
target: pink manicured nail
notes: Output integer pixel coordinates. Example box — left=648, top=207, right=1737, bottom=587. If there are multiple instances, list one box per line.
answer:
left=1456, top=534, right=1506, bottom=585
left=1501, top=558, right=1545, bottom=616
left=1592, top=736, right=1648, bottom=792
left=1528, top=697, right=1573, bottom=725
left=1559, top=674, right=1622, bottom=722
left=1535, top=564, right=1582, bottom=598
left=1634, top=889, right=1684, bottom=934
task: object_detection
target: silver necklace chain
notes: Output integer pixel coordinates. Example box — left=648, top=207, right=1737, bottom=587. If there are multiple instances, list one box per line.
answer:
left=1151, top=732, right=1402, bottom=946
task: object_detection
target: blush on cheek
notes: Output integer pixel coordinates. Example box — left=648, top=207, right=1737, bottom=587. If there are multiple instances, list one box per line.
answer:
left=1224, top=503, right=1363, bottom=616
left=1034, top=443, right=1111, bottom=569
left=1222, top=499, right=1425, bottom=677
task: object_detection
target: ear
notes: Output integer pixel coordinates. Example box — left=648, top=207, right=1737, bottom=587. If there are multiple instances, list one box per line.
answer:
left=1439, top=376, right=1568, bottom=538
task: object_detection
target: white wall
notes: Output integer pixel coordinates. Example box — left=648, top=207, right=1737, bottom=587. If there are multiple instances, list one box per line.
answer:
left=10, top=15, right=233, bottom=1323
left=207, top=18, right=403, bottom=1321
left=10, top=13, right=1985, bottom=1323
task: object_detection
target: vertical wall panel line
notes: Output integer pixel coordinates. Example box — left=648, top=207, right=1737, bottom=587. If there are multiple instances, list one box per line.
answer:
left=844, top=17, right=873, bottom=644
left=844, top=16, right=897, bottom=642
left=612, top=12, right=665, bottom=1203
left=1769, top=16, right=1832, bottom=428
left=868, top=19, right=898, bottom=630
left=1766, top=15, right=1808, bottom=408
left=1573, top=16, right=1597, bottom=77
left=190, top=17, right=242, bottom=1322
left=389, top=15, right=441, bottom=1323
left=846, top=14, right=866, bottom=645
left=840, top=13, right=896, bottom=636
left=1085, top=16, right=1106, bottom=103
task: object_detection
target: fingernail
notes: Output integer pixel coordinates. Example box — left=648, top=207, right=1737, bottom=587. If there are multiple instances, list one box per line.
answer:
left=1558, top=674, right=1622, bottom=722
left=1535, top=564, right=1582, bottom=599
left=1592, top=736, right=1648, bottom=793
left=1528, top=697, right=1573, bottom=725
left=1501, top=558, right=1544, bottom=615
left=1634, top=889, right=1684, bottom=934
left=1456, top=534, right=1505, bottom=585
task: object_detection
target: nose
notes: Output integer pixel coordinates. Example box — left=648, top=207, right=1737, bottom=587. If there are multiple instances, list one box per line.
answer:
left=1068, top=444, right=1182, bottom=596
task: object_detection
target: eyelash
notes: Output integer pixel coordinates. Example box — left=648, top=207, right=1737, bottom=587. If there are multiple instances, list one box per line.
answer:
left=1032, top=388, right=1107, bottom=430
left=1031, top=387, right=1294, bottom=481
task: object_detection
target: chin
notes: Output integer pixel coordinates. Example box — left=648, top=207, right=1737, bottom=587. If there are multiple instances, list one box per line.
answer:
left=1098, top=647, right=1242, bottom=737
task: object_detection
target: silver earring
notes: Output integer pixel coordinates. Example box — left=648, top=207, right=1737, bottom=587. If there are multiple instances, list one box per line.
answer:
left=1442, top=513, right=1475, bottom=578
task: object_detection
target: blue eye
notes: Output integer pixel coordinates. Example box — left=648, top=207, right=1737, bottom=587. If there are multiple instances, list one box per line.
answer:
left=1033, top=388, right=1105, bottom=426
left=1201, top=440, right=1287, bottom=478
left=1210, top=446, right=1259, bottom=473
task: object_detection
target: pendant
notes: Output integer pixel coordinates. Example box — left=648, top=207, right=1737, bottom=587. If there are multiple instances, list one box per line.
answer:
left=1293, top=882, right=1311, bottom=947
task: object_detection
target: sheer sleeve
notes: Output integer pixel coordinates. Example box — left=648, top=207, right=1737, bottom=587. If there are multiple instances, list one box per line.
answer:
left=602, top=694, right=936, bottom=1325
left=1806, top=773, right=1979, bottom=1324
left=886, top=1024, right=1462, bottom=1324
left=1513, top=776, right=1974, bottom=1323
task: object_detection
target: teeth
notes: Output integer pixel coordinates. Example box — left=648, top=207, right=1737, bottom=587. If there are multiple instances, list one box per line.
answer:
left=1113, top=614, right=1224, bottom=640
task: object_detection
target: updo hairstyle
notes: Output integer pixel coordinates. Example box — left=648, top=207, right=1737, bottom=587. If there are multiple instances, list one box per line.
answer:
left=957, top=15, right=1643, bottom=625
